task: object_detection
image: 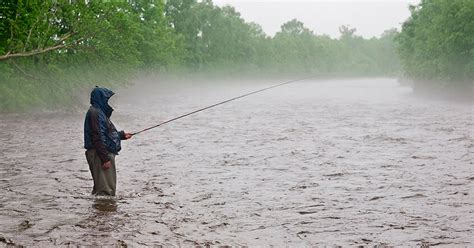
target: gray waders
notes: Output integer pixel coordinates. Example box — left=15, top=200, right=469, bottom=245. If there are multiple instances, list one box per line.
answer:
left=85, top=149, right=116, bottom=196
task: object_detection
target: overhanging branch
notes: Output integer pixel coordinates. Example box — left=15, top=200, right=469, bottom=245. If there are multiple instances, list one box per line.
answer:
left=0, top=44, right=67, bottom=61
left=0, top=32, right=80, bottom=61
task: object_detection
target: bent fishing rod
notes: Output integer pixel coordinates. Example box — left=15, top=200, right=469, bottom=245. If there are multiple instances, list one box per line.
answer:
left=131, top=76, right=316, bottom=136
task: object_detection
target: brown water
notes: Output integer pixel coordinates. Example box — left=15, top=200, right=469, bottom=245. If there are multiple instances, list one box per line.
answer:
left=0, top=78, right=473, bottom=247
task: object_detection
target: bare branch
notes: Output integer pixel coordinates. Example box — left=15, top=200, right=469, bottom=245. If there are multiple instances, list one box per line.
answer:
left=10, top=11, right=19, bottom=42
left=8, top=60, right=40, bottom=80
left=0, top=44, right=66, bottom=61
left=58, top=32, right=74, bottom=43
left=40, top=15, right=53, bottom=50
left=0, top=32, right=79, bottom=61
left=24, top=17, right=41, bottom=52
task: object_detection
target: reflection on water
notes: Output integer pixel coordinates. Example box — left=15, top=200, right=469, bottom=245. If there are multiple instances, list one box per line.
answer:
left=92, top=197, right=117, bottom=213
left=0, top=78, right=472, bottom=246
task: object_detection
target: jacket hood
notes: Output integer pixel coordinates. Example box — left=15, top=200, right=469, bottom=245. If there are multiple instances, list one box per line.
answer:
left=90, top=87, right=114, bottom=117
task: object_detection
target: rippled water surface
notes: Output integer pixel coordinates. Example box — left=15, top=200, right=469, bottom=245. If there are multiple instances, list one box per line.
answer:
left=0, top=78, right=473, bottom=246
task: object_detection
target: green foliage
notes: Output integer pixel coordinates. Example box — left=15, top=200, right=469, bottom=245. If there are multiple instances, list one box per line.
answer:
left=397, top=0, right=474, bottom=91
left=0, top=0, right=181, bottom=111
left=1, top=0, right=401, bottom=111
left=165, top=1, right=399, bottom=76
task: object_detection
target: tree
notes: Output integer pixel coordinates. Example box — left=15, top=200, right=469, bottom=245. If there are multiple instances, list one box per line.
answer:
left=397, top=0, right=474, bottom=91
left=0, top=1, right=105, bottom=61
left=280, top=19, right=313, bottom=36
left=338, top=25, right=356, bottom=40
left=0, top=0, right=404, bottom=111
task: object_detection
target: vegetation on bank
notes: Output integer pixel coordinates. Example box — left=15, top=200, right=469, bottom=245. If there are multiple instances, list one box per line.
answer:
left=0, top=0, right=401, bottom=111
left=396, top=0, right=474, bottom=94
left=1, top=0, right=471, bottom=111
left=0, top=1, right=181, bottom=111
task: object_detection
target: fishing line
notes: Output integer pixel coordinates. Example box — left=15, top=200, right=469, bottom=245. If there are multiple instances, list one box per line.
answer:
left=132, top=76, right=316, bottom=135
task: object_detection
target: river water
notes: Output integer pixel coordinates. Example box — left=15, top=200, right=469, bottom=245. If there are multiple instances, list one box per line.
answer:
left=0, top=78, right=472, bottom=246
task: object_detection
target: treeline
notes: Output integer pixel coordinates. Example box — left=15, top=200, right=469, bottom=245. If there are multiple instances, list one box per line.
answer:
left=165, top=1, right=400, bottom=76
left=0, top=0, right=399, bottom=111
left=397, top=0, right=474, bottom=95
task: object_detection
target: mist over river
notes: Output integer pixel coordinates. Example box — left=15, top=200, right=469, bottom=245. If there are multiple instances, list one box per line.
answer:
left=0, top=78, right=472, bottom=246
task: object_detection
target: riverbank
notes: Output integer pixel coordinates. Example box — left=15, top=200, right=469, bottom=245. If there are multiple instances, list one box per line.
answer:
left=1, top=69, right=470, bottom=114
left=412, top=80, right=473, bottom=102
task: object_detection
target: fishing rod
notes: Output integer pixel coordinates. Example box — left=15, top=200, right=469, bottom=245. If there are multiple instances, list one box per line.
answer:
left=131, top=76, right=315, bottom=135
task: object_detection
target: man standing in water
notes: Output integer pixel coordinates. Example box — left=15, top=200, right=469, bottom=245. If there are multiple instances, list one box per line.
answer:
left=84, top=87, right=132, bottom=196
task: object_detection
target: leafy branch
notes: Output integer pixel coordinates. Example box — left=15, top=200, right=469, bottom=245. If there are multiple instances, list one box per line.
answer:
left=0, top=32, right=81, bottom=61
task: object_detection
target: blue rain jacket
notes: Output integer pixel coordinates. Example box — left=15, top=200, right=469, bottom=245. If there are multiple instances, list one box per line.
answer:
left=84, top=87, right=123, bottom=161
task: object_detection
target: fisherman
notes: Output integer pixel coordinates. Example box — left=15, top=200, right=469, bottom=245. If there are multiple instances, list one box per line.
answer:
left=84, top=87, right=132, bottom=196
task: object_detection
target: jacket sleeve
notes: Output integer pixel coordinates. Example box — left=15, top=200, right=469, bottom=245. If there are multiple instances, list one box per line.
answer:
left=89, top=109, right=110, bottom=163
left=119, top=130, right=126, bottom=140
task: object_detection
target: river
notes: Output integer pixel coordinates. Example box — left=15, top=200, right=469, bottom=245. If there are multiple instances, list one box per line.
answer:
left=0, top=78, right=472, bottom=246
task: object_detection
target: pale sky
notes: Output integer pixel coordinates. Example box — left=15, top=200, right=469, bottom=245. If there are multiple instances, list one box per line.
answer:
left=213, top=0, right=421, bottom=38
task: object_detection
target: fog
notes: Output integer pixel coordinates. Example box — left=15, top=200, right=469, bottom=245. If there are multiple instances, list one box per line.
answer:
left=214, top=0, right=421, bottom=38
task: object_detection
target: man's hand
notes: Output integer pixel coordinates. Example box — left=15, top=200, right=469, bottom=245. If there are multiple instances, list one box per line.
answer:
left=124, top=133, right=133, bottom=140
left=102, top=161, right=112, bottom=170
